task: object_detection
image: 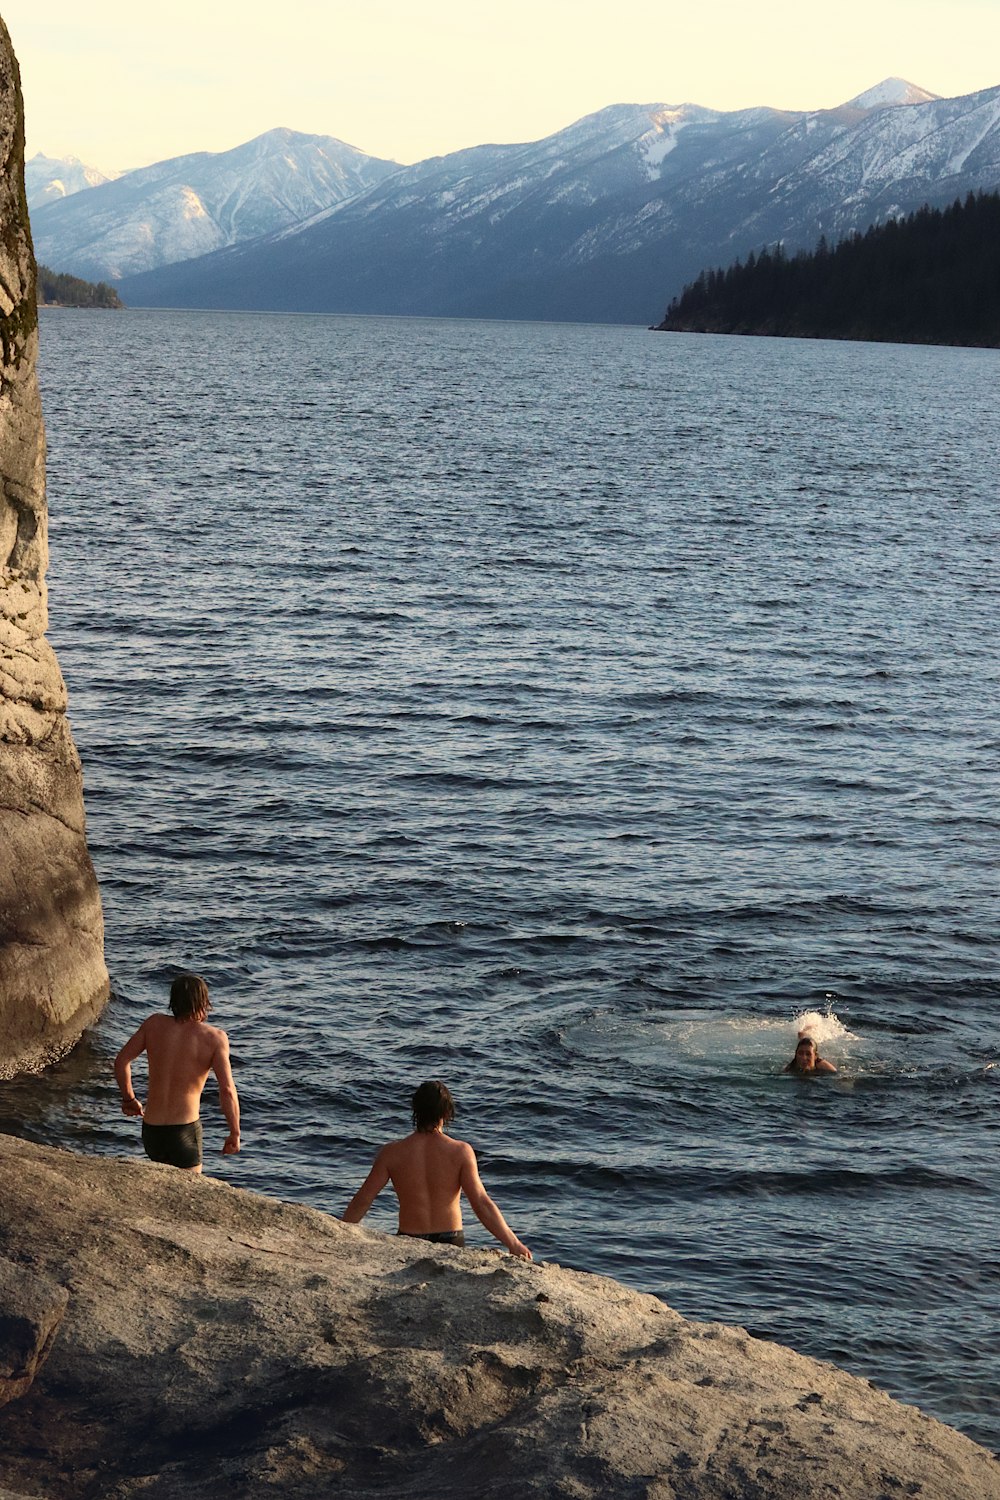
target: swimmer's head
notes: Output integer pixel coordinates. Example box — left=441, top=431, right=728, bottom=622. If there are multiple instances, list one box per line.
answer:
left=412, top=1079, right=455, bottom=1132
left=794, top=1036, right=817, bottom=1060
left=169, top=973, right=211, bottom=1021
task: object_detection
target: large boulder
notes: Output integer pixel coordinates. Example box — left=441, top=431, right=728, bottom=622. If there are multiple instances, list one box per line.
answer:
left=0, top=1134, right=997, bottom=1500
left=0, top=18, right=108, bottom=1076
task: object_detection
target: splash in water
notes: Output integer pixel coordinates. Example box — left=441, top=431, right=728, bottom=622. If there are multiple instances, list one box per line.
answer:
left=566, top=1005, right=859, bottom=1073
left=792, top=1007, right=859, bottom=1046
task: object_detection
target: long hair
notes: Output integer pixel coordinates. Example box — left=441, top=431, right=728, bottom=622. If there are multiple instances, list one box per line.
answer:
left=169, top=973, right=211, bottom=1021
left=411, top=1080, right=455, bottom=1132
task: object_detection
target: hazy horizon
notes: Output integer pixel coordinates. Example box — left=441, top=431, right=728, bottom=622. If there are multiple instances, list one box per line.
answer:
left=21, top=79, right=986, bottom=180
left=4, top=0, right=1000, bottom=175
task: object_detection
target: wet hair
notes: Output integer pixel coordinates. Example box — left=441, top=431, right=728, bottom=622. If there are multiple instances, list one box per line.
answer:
left=411, top=1080, right=455, bottom=1132
left=169, top=973, right=211, bottom=1021
left=796, top=1035, right=817, bottom=1050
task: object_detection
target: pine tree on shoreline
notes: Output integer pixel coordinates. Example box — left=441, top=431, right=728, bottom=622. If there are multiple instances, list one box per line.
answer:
left=654, top=193, right=1000, bottom=348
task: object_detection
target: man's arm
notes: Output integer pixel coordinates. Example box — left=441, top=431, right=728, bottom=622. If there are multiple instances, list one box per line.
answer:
left=460, top=1146, right=532, bottom=1259
left=211, top=1031, right=241, bottom=1154
left=342, top=1149, right=391, bottom=1223
left=113, top=1023, right=148, bottom=1117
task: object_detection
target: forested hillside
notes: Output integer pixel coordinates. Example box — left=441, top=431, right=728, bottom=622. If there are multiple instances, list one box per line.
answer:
left=654, top=193, right=1000, bottom=346
left=37, top=265, right=123, bottom=308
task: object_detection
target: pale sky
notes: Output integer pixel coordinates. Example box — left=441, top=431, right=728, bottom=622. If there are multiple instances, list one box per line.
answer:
left=4, top=0, right=1000, bottom=173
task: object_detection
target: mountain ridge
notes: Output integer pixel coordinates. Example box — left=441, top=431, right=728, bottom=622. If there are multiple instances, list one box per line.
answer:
left=35, top=78, right=1000, bottom=324
left=30, top=128, right=399, bottom=282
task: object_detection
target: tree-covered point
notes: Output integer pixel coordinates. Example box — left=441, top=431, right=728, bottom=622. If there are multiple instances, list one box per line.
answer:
left=654, top=192, right=1000, bottom=347
left=37, top=264, right=124, bottom=309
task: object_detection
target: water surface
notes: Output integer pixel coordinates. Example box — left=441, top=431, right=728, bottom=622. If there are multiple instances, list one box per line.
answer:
left=2, top=309, right=997, bottom=1450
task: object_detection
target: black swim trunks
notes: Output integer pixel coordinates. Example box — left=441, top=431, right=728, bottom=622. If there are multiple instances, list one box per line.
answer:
left=397, top=1229, right=466, bottom=1246
left=141, top=1120, right=203, bottom=1169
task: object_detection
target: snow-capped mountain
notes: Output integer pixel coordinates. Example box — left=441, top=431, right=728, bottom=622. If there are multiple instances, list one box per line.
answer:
left=847, top=79, right=939, bottom=109
left=25, top=153, right=119, bottom=211
left=113, top=101, right=800, bottom=319
left=113, top=79, right=1000, bottom=323
left=736, top=83, right=1000, bottom=247
left=30, top=129, right=398, bottom=281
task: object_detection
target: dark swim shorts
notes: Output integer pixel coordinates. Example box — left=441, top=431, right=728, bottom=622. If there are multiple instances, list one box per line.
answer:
left=397, top=1229, right=466, bottom=1246
left=141, top=1120, right=203, bottom=1169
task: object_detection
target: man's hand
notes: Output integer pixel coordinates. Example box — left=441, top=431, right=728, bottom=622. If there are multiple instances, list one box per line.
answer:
left=121, top=1095, right=144, bottom=1118
left=508, top=1239, right=532, bottom=1260
left=222, top=1133, right=241, bottom=1155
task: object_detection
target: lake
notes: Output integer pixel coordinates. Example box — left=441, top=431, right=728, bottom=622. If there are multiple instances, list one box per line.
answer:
left=2, top=308, right=997, bottom=1451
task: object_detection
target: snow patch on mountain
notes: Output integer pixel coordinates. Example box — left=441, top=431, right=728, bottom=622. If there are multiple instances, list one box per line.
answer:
left=180, top=187, right=210, bottom=222
left=639, top=109, right=697, bottom=178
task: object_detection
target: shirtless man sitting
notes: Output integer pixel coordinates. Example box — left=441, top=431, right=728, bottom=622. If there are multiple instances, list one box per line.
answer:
left=784, top=1033, right=837, bottom=1075
left=113, top=973, right=241, bottom=1172
left=342, top=1080, right=532, bottom=1259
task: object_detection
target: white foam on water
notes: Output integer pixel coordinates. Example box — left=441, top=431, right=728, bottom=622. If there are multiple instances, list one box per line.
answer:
left=565, top=1005, right=859, bottom=1071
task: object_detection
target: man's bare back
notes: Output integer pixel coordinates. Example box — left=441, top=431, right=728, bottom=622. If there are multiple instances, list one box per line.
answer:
left=114, top=974, right=240, bottom=1172
left=343, top=1080, right=531, bottom=1258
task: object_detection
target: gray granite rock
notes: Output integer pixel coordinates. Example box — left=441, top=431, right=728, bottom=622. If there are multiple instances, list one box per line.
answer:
left=0, top=1134, right=997, bottom=1500
left=0, top=1257, right=68, bottom=1407
left=0, top=19, right=108, bottom=1076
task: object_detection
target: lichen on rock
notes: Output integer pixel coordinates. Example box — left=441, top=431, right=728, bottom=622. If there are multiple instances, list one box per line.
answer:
left=0, top=17, right=108, bottom=1076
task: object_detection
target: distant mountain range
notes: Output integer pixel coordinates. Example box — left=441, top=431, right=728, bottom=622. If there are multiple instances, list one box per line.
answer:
left=29, top=130, right=398, bottom=282
left=31, top=79, right=1000, bottom=324
left=26, top=152, right=119, bottom=209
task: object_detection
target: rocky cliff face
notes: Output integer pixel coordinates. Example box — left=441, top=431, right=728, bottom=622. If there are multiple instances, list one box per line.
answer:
left=0, top=1136, right=998, bottom=1500
left=0, top=19, right=108, bottom=1075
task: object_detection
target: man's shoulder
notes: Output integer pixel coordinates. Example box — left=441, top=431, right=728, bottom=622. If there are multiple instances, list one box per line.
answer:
left=389, top=1132, right=472, bottom=1157
left=199, top=1021, right=229, bottom=1045
left=417, top=1132, right=473, bottom=1153
left=378, top=1136, right=411, bottom=1161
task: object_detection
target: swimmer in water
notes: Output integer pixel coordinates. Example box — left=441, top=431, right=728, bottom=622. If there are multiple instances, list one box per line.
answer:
left=784, top=1033, right=837, bottom=1075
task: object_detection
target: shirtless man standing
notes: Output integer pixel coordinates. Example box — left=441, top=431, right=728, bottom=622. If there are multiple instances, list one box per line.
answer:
left=342, top=1080, right=531, bottom=1259
left=113, top=973, right=241, bottom=1172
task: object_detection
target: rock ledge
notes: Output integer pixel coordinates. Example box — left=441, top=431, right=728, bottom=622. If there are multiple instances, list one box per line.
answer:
left=0, top=1135, right=997, bottom=1499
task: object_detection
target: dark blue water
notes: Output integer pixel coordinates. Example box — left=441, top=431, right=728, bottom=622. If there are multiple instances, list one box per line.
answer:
left=3, top=309, right=998, bottom=1450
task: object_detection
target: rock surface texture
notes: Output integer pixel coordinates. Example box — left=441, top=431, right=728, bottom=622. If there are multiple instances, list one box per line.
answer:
left=0, top=1257, right=68, bottom=1408
left=0, top=1136, right=997, bottom=1500
left=0, top=19, right=108, bottom=1076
